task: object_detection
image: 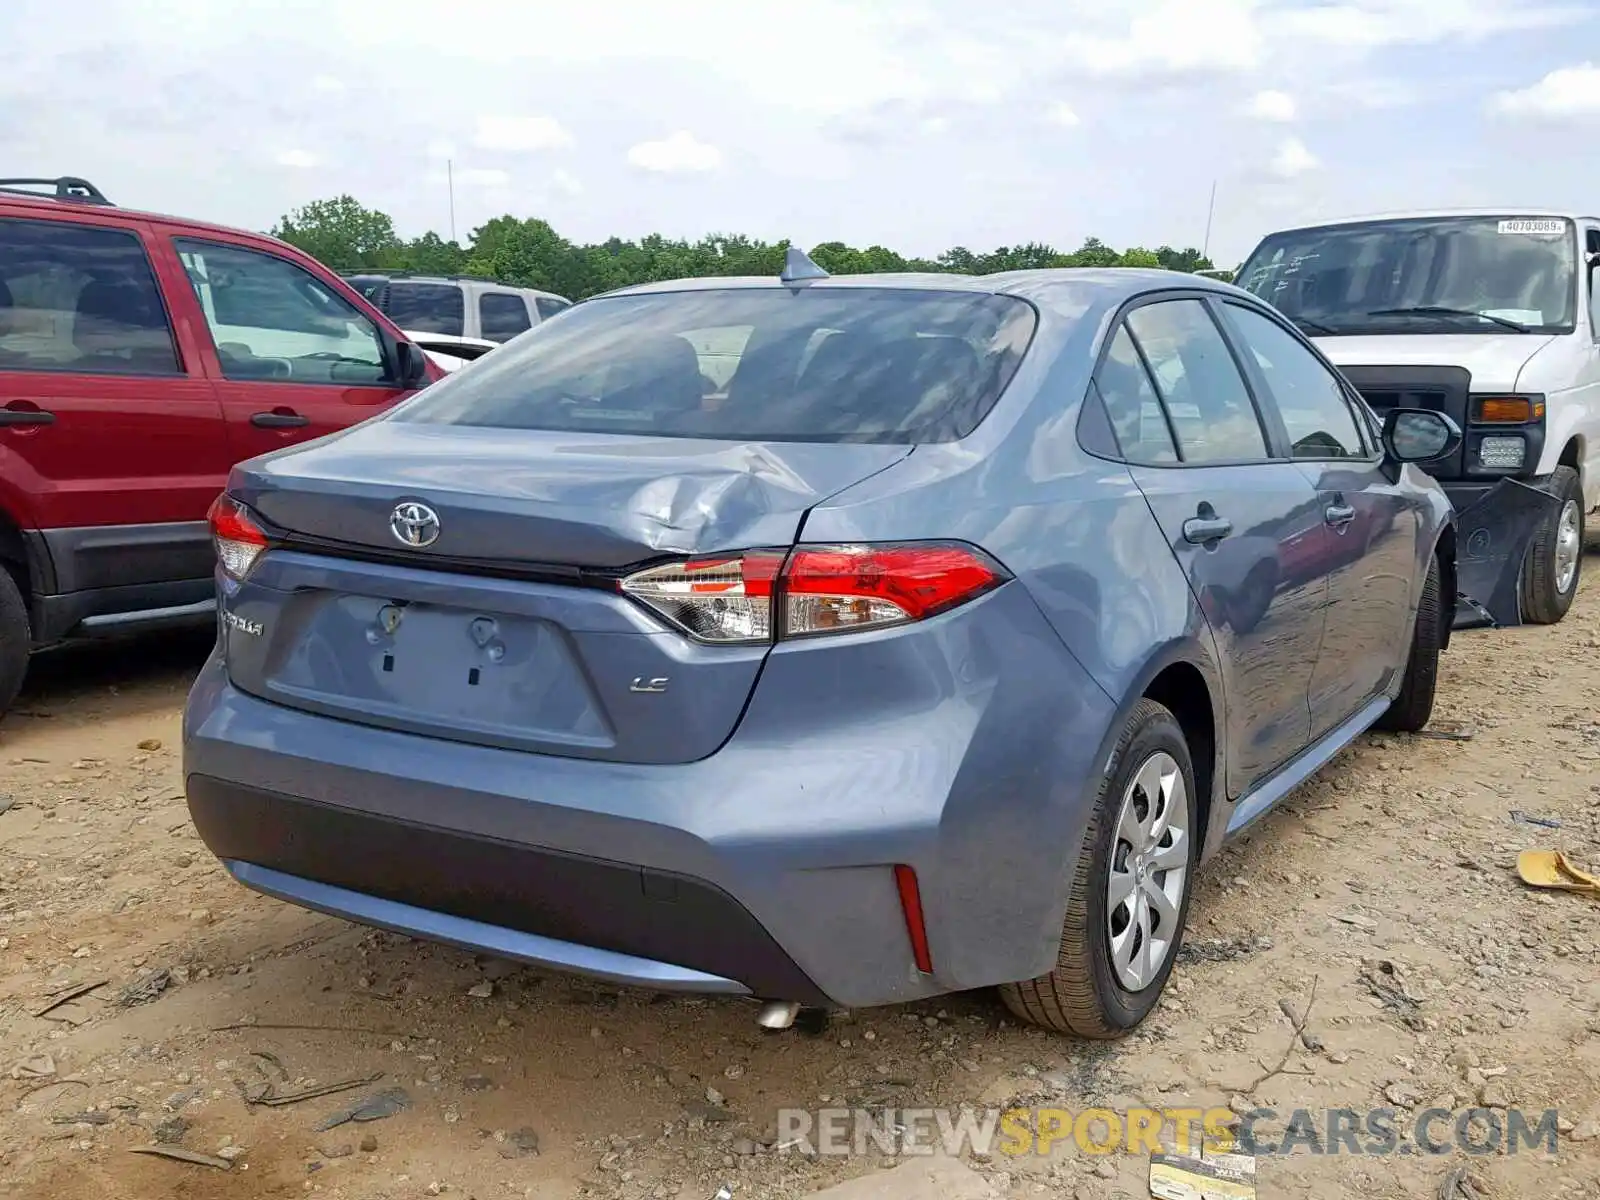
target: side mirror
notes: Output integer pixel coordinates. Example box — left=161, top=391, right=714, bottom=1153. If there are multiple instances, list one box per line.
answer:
left=395, top=340, right=429, bottom=388
left=1382, top=407, right=1460, bottom=464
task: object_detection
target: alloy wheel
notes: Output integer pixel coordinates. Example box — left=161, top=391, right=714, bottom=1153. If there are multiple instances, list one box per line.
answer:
left=1105, top=750, right=1189, bottom=991
left=1554, top=498, right=1581, bottom=595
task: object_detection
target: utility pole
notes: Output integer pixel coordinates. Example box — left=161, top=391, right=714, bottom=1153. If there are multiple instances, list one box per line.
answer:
left=1202, top=179, right=1218, bottom=263
left=448, top=159, right=457, bottom=244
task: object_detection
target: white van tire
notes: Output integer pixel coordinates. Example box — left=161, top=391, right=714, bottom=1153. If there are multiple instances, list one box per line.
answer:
left=1520, top=466, right=1583, bottom=625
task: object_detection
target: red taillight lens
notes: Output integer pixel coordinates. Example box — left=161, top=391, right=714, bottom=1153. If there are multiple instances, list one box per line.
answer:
left=784, top=544, right=1004, bottom=636
left=207, top=494, right=269, bottom=581
left=618, top=542, right=1006, bottom=644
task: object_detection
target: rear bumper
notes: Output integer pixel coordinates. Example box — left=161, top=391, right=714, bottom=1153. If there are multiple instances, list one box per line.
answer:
left=181, top=584, right=1119, bottom=1010
left=187, top=773, right=829, bottom=1004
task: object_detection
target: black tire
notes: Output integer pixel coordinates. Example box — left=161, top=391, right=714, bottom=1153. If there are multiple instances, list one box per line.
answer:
left=999, top=698, right=1198, bottom=1037
left=0, top=564, right=30, bottom=720
left=1519, top=465, right=1583, bottom=625
left=1376, top=552, right=1441, bottom=734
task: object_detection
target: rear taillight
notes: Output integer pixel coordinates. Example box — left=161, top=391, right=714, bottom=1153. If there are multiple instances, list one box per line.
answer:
left=619, top=542, right=1007, bottom=644
left=207, top=494, right=269, bottom=581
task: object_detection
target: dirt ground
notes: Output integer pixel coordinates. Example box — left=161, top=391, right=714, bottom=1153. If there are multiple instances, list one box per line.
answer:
left=2, top=580, right=1599, bottom=1200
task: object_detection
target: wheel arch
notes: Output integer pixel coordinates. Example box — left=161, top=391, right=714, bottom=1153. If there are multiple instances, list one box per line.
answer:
left=1433, top=522, right=1457, bottom=651
left=1092, top=639, right=1225, bottom=868
left=0, top=504, right=30, bottom=592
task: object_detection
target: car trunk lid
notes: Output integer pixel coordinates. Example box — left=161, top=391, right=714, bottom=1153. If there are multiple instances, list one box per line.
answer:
left=220, top=423, right=911, bottom=764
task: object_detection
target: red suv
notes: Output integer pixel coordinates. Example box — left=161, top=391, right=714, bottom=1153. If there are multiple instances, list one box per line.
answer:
left=0, top=176, right=440, bottom=715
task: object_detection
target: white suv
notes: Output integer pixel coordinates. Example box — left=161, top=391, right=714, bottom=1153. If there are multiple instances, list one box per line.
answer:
left=344, top=273, right=572, bottom=343
left=1234, top=210, right=1600, bottom=624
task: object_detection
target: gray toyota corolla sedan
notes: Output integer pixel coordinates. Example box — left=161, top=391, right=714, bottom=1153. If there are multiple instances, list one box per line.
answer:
left=183, top=255, right=1460, bottom=1037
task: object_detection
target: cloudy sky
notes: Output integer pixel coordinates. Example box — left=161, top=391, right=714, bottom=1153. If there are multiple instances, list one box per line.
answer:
left=4, top=0, right=1600, bottom=265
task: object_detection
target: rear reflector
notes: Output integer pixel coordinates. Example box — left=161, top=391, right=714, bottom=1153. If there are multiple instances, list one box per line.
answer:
left=208, top=494, right=270, bottom=581
left=893, top=864, right=934, bottom=974
left=619, top=542, right=1007, bottom=644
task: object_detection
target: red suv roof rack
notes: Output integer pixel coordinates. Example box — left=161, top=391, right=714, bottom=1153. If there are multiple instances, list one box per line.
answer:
left=0, top=176, right=113, bottom=206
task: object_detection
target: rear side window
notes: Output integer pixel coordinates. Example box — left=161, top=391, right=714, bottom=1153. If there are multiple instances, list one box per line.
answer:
left=0, top=217, right=180, bottom=376
left=1093, top=326, right=1177, bottom=464
left=478, top=292, right=532, bottom=341
left=378, top=281, right=464, bottom=336
left=1125, top=300, right=1269, bottom=464
left=391, top=288, right=1038, bottom=444
left=534, top=295, right=570, bottom=320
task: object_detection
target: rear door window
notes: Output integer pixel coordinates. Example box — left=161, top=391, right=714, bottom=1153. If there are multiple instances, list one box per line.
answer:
left=378, top=281, right=465, bottom=336
left=392, top=288, right=1038, bottom=443
left=0, top=217, right=181, bottom=376
left=478, top=291, right=533, bottom=341
left=1125, top=299, right=1271, bottom=464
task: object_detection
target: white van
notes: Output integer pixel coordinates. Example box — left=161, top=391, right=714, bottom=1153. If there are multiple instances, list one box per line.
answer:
left=1233, top=210, right=1600, bottom=623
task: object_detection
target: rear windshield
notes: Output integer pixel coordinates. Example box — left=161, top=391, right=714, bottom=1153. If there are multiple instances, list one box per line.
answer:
left=389, top=287, right=1038, bottom=443
left=378, top=281, right=465, bottom=336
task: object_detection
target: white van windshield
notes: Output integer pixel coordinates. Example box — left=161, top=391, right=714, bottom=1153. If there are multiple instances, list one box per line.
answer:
left=1235, top=216, right=1577, bottom=336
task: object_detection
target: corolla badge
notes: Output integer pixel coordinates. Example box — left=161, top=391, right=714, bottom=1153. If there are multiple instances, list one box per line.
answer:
left=390, top=501, right=441, bottom=548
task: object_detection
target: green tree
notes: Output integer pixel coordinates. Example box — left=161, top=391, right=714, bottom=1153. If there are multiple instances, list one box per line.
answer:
left=274, top=196, right=1221, bottom=299
left=404, top=232, right=468, bottom=276
left=272, top=195, right=405, bottom=270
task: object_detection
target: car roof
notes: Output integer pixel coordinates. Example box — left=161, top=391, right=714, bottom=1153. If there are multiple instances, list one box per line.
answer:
left=376, top=274, right=570, bottom=302
left=0, top=188, right=303, bottom=246
left=1259, top=207, right=1600, bottom=232
left=598, top=267, right=1241, bottom=307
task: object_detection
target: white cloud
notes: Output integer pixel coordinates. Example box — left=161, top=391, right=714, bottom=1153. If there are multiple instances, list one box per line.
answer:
left=1247, top=89, right=1297, bottom=121
left=473, top=115, right=573, bottom=153
left=274, top=148, right=318, bottom=168
left=1491, top=62, right=1600, bottom=118
left=626, top=130, right=722, bottom=173
left=552, top=168, right=583, bottom=196
left=457, top=167, right=510, bottom=187
left=920, top=115, right=950, bottom=135
left=1270, top=136, right=1320, bottom=177
left=1048, top=102, right=1081, bottom=127
left=426, top=138, right=456, bottom=160
left=1271, top=0, right=1586, bottom=48
left=1318, top=77, right=1418, bottom=109
left=310, top=74, right=344, bottom=92
left=1058, top=0, right=1264, bottom=78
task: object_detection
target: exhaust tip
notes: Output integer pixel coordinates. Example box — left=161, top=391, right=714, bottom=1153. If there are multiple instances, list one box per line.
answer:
left=756, top=1000, right=802, bottom=1030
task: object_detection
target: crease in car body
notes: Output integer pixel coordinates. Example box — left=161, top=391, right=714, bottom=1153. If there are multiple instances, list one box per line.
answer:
left=184, top=257, right=1462, bottom=1037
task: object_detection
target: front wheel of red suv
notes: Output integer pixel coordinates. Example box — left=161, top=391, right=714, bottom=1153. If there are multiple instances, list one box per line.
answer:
left=0, top=565, right=30, bottom=720
left=1000, top=698, right=1197, bottom=1037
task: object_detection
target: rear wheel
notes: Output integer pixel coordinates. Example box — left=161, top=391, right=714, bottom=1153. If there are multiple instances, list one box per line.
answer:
left=999, top=699, right=1197, bottom=1037
left=0, top=564, right=30, bottom=720
left=1519, top=466, right=1583, bottom=625
left=1375, top=553, right=1441, bottom=734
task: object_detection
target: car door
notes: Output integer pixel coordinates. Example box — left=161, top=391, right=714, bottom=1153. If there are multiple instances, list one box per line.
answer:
left=477, top=290, right=534, bottom=343
left=0, top=211, right=231, bottom=603
left=1218, top=300, right=1418, bottom=738
left=1101, top=296, right=1330, bottom=797
left=155, top=233, right=415, bottom=458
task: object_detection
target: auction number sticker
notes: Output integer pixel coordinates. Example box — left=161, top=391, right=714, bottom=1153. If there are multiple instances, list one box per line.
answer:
left=1498, top=218, right=1566, bottom=237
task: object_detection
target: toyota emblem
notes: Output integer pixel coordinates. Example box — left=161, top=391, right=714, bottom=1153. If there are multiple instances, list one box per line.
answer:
left=390, top=501, right=441, bottom=548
